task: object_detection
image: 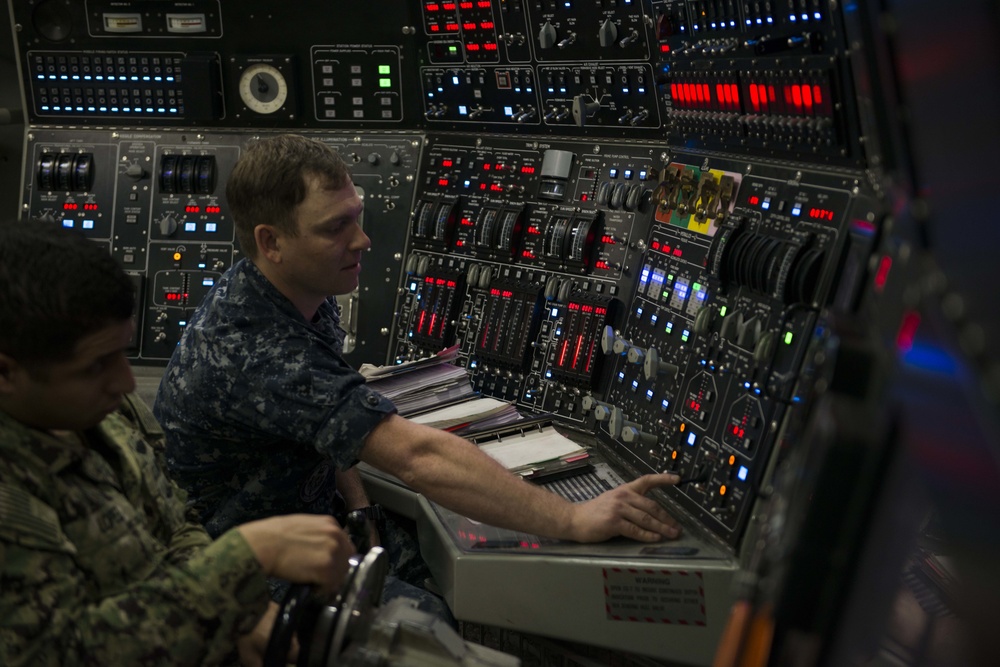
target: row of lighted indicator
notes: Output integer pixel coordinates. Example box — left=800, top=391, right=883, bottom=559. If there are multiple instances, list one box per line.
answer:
left=61, top=219, right=96, bottom=230
left=39, top=105, right=179, bottom=114
left=36, top=74, right=177, bottom=83
left=746, top=194, right=836, bottom=221
left=424, top=1, right=492, bottom=12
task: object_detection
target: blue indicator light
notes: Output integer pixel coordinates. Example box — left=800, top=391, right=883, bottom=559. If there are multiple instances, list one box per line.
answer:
left=184, top=222, right=196, bottom=232
left=62, top=219, right=74, bottom=228
left=687, top=432, right=697, bottom=446
left=82, top=219, right=95, bottom=229
left=202, top=278, right=215, bottom=286
left=738, top=466, right=749, bottom=481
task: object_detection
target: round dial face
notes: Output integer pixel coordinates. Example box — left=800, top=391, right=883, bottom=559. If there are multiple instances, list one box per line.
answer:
left=238, top=63, right=289, bottom=114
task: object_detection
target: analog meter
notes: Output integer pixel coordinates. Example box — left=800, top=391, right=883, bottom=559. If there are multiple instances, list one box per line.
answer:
left=232, top=56, right=297, bottom=119
left=238, top=63, right=288, bottom=114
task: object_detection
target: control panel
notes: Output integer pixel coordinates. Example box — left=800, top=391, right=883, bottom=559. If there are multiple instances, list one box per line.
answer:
left=20, top=128, right=422, bottom=366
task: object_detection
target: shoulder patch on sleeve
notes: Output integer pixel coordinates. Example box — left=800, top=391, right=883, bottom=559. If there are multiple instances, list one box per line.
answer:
left=0, top=483, right=76, bottom=554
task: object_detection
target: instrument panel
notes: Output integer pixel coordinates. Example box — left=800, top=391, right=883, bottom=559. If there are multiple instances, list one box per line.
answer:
left=8, top=0, right=889, bottom=662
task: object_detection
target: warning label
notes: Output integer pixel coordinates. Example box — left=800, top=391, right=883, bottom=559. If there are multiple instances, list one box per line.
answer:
left=603, top=567, right=706, bottom=625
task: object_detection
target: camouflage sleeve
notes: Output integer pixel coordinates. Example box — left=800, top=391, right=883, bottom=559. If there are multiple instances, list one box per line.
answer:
left=0, top=527, right=269, bottom=667
left=235, top=339, right=397, bottom=470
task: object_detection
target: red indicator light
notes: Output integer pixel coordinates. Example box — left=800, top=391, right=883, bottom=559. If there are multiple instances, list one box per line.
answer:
left=484, top=43, right=497, bottom=51
left=442, top=2, right=456, bottom=9
left=896, top=310, right=921, bottom=352
left=477, top=0, right=490, bottom=7
left=445, top=22, right=460, bottom=31
left=442, top=159, right=453, bottom=167
left=459, top=2, right=473, bottom=8
left=580, top=193, right=589, bottom=201
left=595, top=260, right=610, bottom=270
left=748, top=195, right=760, bottom=205
left=528, top=225, right=541, bottom=235
left=430, top=24, right=440, bottom=31
left=455, top=239, right=464, bottom=247
left=426, top=3, right=440, bottom=10
left=438, top=178, right=449, bottom=186
left=651, top=240, right=661, bottom=250
left=463, top=22, right=476, bottom=30
left=461, top=217, right=473, bottom=226
left=483, top=163, right=491, bottom=170
left=660, top=44, right=671, bottom=53
left=601, top=234, right=616, bottom=245
left=447, top=280, right=457, bottom=288
left=520, top=165, right=535, bottom=174
left=874, top=255, right=892, bottom=292
left=479, top=183, right=487, bottom=190
left=206, top=205, right=221, bottom=214
left=672, top=248, right=683, bottom=257
left=522, top=250, right=535, bottom=258
left=84, top=203, right=98, bottom=211
left=480, top=21, right=494, bottom=29
left=490, top=183, right=503, bottom=191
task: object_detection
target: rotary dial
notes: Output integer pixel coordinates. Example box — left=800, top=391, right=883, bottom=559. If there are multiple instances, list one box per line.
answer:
left=238, top=63, right=288, bottom=115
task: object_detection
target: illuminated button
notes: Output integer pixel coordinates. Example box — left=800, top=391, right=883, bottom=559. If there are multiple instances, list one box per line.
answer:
left=173, top=252, right=182, bottom=261
left=719, top=485, right=727, bottom=496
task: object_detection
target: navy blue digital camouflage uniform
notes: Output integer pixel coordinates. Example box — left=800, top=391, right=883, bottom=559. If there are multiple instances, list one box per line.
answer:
left=153, top=257, right=449, bottom=619
left=0, top=394, right=269, bottom=666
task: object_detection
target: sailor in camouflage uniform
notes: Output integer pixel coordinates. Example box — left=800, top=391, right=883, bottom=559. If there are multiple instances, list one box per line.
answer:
left=0, top=221, right=353, bottom=666
left=154, top=135, right=684, bottom=624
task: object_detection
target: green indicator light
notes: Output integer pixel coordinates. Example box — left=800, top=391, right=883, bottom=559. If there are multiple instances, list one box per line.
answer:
left=378, top=65, right=391, bottom=74
left=667, top=274, right=675, bottom=282
left=693, top=282, right=702, bottom=291
left=681, top=333, right=690, bottom=342
left=661, top=289, right=670, bottom=299
left=666, top=322, right=674, bottom=334
left=720, top=305, right=728, bottom=316
left=784, top=332, right=794, bottom=345
left=379, top=78, right=391, bottom=88
left=449, top=45, right=458, bottom=54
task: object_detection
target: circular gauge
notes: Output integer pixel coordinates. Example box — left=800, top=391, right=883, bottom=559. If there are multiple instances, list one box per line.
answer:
left=238, top=63, right=288, bottom=115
